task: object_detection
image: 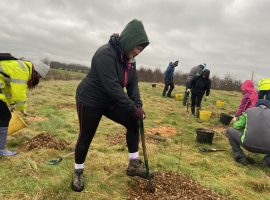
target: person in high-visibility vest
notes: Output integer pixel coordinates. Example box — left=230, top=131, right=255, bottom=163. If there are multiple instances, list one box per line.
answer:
left=0, top=53, right=50, bottom=156
left=258, top=78, right=270, bottom=101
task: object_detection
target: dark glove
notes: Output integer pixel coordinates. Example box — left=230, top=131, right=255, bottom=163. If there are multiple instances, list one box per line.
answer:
left=132, top=107, right=145, bottom=120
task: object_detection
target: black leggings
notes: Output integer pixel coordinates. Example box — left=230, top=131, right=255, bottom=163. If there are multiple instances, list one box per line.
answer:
left=0, top=100, right=11, bottom=127
left=75, top=103, right=139, bottom=164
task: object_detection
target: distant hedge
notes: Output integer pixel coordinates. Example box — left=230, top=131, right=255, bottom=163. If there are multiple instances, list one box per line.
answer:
left=48, top=60, right=242, bottom=91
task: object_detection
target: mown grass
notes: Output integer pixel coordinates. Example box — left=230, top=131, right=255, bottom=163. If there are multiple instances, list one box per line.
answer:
left=1, top=78, right=270, bottom=200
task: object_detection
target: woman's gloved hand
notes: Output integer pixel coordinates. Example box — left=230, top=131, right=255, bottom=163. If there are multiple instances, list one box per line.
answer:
left=132, top=107, right=146, bottom=120
left=186, top=89, right=191, bottom=93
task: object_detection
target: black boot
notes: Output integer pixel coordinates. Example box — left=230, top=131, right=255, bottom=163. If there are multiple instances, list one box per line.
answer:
left=126, top=159, right=149, bottom=178
left=195, top=107, right=201, bottom=118
left=71, top=169, right=84, bottom=192
left=235, top=157, right=250, bottom=166
left=191, top=106, right=195, bottom=115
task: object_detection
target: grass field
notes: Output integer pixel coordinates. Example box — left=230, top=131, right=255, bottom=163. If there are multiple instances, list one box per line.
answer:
left=1, top=78, right=270, bottom=200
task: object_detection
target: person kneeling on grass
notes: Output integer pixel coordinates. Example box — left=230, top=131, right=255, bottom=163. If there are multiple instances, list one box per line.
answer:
left=72, top=19, right=150, bottom=192
left=226, top=99, right=270, bottom=167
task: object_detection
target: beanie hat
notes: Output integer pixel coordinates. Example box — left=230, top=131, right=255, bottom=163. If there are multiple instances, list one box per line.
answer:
left=199, top=63, right=206, bottom=69
left=32, top=60, right=50, bottom=78
left=255, top=99, right=270, bottom=108
left=173, top=60, right=179, bottom=66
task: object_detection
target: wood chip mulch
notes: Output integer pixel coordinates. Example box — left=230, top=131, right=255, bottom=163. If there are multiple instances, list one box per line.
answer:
left=23, top=133, right=70, bottom=150
left=128, top=172, right=228, bottom=200
left=146, top=126, right=177, bottom=137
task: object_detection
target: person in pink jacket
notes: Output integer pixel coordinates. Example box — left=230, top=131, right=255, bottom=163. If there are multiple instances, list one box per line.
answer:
left=232, top=80, right=258, bottom=122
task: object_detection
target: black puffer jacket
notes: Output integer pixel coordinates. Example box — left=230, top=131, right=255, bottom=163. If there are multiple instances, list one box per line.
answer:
left=190, top=69, right=211, bottom=96
left=76, top=19, right=149, bottom=112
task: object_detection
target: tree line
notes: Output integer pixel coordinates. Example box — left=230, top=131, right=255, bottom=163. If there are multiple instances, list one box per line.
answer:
left=48, top=60, right=242, bottom=91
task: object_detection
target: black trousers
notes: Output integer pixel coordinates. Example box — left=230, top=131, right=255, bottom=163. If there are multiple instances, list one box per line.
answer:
left=162, top=80, right=174, bottom=96
left=0, top=100, right=11, bottom=127
left=75, top=103, right=139, bottom=164
left=191, top=93, right=203, bottom=108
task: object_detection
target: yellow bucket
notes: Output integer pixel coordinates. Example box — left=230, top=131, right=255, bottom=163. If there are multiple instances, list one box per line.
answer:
left=175, top=93, right=183, bottom=101
left=199, top=110, right=212, bottom=121
left=8, top=111, right=27, bottom=135
left=216, top=100, right=225, bottom=108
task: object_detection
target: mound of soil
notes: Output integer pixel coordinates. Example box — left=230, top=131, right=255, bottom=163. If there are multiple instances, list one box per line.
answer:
left=128, top=172, right=228, bottom=200
left=23, top=133, right=70, bottom=150
left=146, top=126, right=177, bottom=137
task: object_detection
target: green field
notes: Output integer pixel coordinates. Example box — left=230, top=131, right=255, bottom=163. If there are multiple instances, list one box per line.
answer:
left=1, top=79, right=270, bottom=200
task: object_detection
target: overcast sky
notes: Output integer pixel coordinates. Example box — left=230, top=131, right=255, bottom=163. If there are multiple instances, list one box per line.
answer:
left=1, top=0, right=269, bottom=83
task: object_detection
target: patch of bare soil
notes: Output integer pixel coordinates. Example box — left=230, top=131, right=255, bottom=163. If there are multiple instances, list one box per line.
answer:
left=23, top=133, right=70, bottom=150
left=146, top=126, right=177, bottom=137
left=128, top=172, right=228, bottom=200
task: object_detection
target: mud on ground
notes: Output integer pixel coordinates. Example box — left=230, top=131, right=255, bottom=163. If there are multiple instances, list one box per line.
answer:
left=22, top=133, right=70, bottom=150
left=128, top=172, right=228, bottom=200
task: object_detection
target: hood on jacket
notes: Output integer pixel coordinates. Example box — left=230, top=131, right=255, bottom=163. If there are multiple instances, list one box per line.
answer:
left=119, top=19, right=149, bottom=57
left=255, top=99, right=270, bottom=108
left=241, top=80, right=255, bottom=93
left=201, top=69, right=210, bottom=79
left=241, top=80, right=258, bottom=107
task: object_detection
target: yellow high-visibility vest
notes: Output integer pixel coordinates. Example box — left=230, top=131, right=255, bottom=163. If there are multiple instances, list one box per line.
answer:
left=258, top=78, right=270, bottom=91
left=0, top=60, right=33, bottom=110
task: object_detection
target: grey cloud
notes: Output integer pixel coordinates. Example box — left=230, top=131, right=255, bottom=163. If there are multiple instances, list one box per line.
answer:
left=0, top=0, right=269, bottom=82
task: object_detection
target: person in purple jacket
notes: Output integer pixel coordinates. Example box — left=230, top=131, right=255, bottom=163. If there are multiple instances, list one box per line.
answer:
left=232, top=80, right=258, bottom=122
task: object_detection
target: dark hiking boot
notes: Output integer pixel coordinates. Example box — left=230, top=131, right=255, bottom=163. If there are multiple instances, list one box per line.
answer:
left=195, top=107, right=201, bottom=118
left=191, top=106, right=195, bottom=115
left=71, top=169, right=84, bottom=192
left=261, top=155, right=270, bottom=168
left=261, top=160, right=270, bottom=168
left=235, top=157, right=249, bottom=166
left=126, top=159, right=153, bottom=178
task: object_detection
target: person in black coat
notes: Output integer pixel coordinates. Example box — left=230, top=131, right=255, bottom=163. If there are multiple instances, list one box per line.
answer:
left=71, top=19, right=150, bottom=192
left=186, top=69, right=211, bottom=117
